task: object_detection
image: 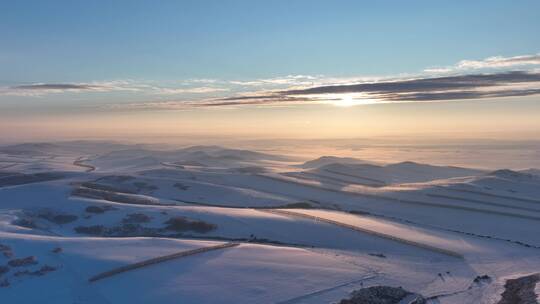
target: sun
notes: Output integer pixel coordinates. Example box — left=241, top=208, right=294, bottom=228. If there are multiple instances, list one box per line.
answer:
left=334, top=95, right=357, bottom=107
left=329, top=94, right=379, bottom=107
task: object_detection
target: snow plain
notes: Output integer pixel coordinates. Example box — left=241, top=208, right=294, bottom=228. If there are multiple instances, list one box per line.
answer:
left=0, top=141, right=539, bottom=303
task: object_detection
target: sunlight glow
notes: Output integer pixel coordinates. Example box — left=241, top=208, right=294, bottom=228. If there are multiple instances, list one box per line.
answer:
left=331, top=94, right=379, bottom=107
left=335, top=95, right=356, bottom=107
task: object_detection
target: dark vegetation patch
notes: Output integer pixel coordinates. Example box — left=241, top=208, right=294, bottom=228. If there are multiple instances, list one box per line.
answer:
left=497, top=273, right=540, bottom=304
left=8, top=256, right=37, bottom=267
left=473, top=274, right=492, bottom=284
left=83, top=176, right=159, bottom=194
left=173, top=182, right=190, bottom=190
left=75, top=216, right=216, bottom=237
left=0, top=244, right=13, bottom=258
left=164, top=217, right=217, bottom=233
left=80, top=182, right=136, bottom=194
left=0, top=250, right=58, bottom=288
left=490, top=169, right=534, bottom=180
left=133, top=182, right=158, bottom=193
left=14, top=210, right=78, bottom=228
left=75, top=224, right=162, bottom=237
left=74, top=225, right=106, bottom=235
left=13, top=209, right=80, bottom=230
left=175, top=199, right=320, bottom=209
left=0, top=266, right=9, bottom=275
left=279, top=202, right=313, bottom=209
left=106, top=224, right=161, bottom=236
left=14, top=265, right=57, bottom=277
left=349, top=210, right=372, bottom=216
left=339, top=286, right=425, bottom=304
left=72, top=187, right=162, bottom=206
left=85, top=205, right=117, bottom=214
left=122, top=213, right=151, bottom=224
left=37, top=210, right=78, bottom=224
left=12, top=217, right=37, bottom=229
left=0, top=172, right=64, bottom=187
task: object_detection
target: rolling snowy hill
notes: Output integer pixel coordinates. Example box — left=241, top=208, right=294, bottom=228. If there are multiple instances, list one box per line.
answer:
left=0, top=141, right=539, bottom=304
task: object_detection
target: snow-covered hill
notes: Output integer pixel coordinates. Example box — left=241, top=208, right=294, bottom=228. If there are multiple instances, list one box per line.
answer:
left=1, top=141, right=539, bottom=303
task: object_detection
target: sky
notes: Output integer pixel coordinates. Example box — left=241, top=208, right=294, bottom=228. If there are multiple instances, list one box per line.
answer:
left=1, top=0, right=540, bottom=142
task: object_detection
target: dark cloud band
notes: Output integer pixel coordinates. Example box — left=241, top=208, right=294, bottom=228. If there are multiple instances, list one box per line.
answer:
left=282, top=71, right=540, bottom=95
left=215, top=71, right=540, bottom=105
left=11, top=83, right=100, bottom=90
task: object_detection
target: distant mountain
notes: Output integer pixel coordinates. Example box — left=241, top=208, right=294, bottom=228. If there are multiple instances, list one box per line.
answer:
left=177, top=146, right=288, bottom=161
left=521, top=168, right=540, bottom=177
left=312, top=161, right=484, bottom=185
left=487, top=169, right=537, bottom=181
left=0, top=141, right=147, bottom=156
left=0, top=143, right=63, bottom=156
left=88, top=145, right=290, bottom=171
left=300, top=156, right=371, bottom=169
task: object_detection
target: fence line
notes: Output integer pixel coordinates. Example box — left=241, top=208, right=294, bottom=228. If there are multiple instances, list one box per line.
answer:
left=89, top=242, right=239, bottom=282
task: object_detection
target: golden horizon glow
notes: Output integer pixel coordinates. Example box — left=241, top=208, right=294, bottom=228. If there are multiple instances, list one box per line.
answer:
left=1, top=96, right=540, bottom=142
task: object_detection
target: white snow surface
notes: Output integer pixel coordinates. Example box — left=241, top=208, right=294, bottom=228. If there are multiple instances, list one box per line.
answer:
left=0, top=141, right=539, bottom=303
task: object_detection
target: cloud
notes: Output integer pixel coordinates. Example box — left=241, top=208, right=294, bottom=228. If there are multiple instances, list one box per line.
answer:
left=216, top=71, right=540, bottom=105
left=2, top=80, right=144, bottom=96
left=106, top=95, right=310, bottom=111
left=229, top=75, right=319, bottom=87
left=282, top=71, right=540, bottom=95
left=4, top=83, right=108, bottom=96
left=424, top=53, right=540, bottom=73
left=104, top=70, right=540, bottom=111
left=379, top=88, right=540, bottom=102
left=12, top=84, right=100, bottom=90
left=457, top=54, right=540, bottom=69
left=152, top=86, right=229, bottom=95
left=2, top=80, right=229, bottom=97
left=4, top=53, right=540, bottom=109
left=187, top=78, right=219, bottom=84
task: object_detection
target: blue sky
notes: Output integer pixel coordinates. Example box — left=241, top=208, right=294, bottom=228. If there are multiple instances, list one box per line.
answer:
left=2, top=0, right=539, bottom=83
left=1, top=1, right=539, bottom=140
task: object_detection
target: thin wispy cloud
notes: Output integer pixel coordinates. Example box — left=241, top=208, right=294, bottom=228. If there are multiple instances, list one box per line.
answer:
left=229, top=75, right=319, bottom=87
left=12, top=84, right=100, bottom=90
left=424, top=53, right=540, bottom=73
left=105, top=95, right=310, bottom=111
left=1, top=80, right=144, bottom=96
left=3, top=83, right=108, bottom=96
left=1, top=80, right=227, bottom=97
left=3, top=53, right=540, bottom=108
left=153, top=86, right=229, bottom=95
left=226, top=71, right=540, bottom=105
left=283, top=71, right=540, bottom=95
left=103, top=70, right=540, bottom=111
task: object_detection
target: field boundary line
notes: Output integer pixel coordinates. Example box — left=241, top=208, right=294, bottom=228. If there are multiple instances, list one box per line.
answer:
left=89, top=242, right=239, bottom=282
